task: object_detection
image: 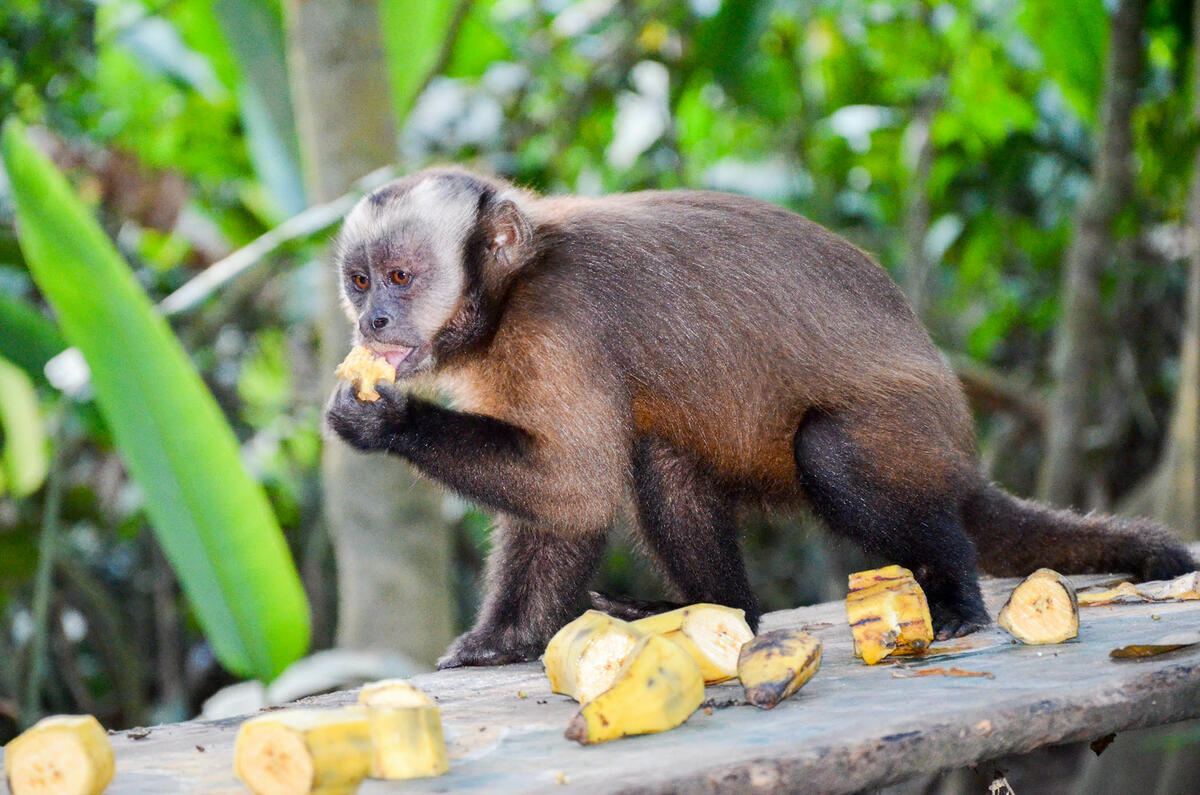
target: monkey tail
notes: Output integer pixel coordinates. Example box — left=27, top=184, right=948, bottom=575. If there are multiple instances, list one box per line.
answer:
left=960, top=480, right=1195, bottom=581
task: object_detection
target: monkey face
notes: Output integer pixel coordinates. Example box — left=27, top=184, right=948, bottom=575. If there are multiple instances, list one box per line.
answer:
left=335, top=169, right=532, bottom=377
left=336, top=175, right=478, bottom=378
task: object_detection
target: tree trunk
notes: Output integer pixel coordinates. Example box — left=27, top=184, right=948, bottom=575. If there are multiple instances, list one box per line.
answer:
left=1122, top=2, right=1200, bottom=541
left=901, top=93, right=938, bottom=320
left=285, top=0, right=456, bottom=666
left=1036, top=0, right=1148, bottom=508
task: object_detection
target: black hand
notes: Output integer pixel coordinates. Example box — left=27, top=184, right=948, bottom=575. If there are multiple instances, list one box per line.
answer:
left=324, top=381, right=408, bottom=452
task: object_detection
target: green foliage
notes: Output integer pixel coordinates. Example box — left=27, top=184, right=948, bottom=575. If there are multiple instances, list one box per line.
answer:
left=380, top=0, right=468, bottom=122
left=2, top=119, right=310, bottom=681
left=0, top=355, right=48, bottom=497
left=1019, top=0, right=1108, bottom=124
left=0, top=293, right=64, bottom=383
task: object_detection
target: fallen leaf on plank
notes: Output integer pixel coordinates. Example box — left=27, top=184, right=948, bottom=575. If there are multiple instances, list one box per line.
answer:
left=1110, top=631, right=1200, bottom=659
left=891, top=666, right=994, bottom=679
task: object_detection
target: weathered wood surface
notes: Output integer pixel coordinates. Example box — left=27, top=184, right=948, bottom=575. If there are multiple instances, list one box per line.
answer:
left=4, top=572, right=1200, bottom=794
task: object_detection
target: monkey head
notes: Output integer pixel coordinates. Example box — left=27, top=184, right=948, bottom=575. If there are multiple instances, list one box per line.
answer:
left=335, top=168, right=532, bottom=377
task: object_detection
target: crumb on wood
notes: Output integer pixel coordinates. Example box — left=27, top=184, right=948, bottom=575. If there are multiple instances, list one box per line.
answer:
left=127, top=727, right=151, bottom=740
left=196, top=745, right=206, bottom=752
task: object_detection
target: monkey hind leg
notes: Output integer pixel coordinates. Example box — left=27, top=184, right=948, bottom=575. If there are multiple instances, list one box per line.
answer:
left=793, top=409, right=988, bottom=639
left=629, top=435, right=761, bottom=629
left=962, top=482, right=1196, bottom=580
left=438, top=518, right=607, bottom=668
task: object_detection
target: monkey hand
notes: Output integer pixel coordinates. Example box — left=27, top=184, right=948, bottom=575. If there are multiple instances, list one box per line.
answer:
left=324, top=381, right=409, bottom=452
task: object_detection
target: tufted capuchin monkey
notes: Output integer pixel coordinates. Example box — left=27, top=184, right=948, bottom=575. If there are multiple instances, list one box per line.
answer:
left=324, top=167, right=1195, bottom=668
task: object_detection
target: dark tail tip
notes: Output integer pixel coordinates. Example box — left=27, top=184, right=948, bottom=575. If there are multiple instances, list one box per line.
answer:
left=961, top=481, right=1196, bottom=580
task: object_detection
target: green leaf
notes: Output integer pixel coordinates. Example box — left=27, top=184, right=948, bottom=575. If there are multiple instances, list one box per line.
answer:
left=0, top=292, right=64, bottom=383
left=213, top=0, right=307, bottom=215
left=1020, top=0, right=1107, bottom=125
left=380, top=0, right=462, bottom=122
left=1, top=118, right=310, bottom=681
left=0, top=354, right=47, bottom=497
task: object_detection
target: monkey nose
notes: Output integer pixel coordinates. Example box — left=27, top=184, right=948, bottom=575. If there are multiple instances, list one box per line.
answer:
left=370, top=313, right=390, bottom=330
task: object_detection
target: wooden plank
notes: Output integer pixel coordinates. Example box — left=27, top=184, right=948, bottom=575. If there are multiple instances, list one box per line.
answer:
left=3, top=572, right=1199, bottom=794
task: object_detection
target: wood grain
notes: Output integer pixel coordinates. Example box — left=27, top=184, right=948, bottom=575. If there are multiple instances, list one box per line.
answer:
left=3, top=572, right=1198, bottom=794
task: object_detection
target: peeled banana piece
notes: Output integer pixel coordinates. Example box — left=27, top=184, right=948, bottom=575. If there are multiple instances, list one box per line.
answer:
left=564, top=634, right=704, bottom=744
left=737, top=629, right=822, bottom=709
left=544, top=610, right=645, bottom=703
left=357, top=679, right=448, bottom=780
left=234, top=708, right=372, bottom=795
left=334, top=345, right=395, bottom=401
left=633, top=603, right=755, bottom=684
left=4, top=714, right=114, bottom=795
left=846, top=565, right=934, bottom=664
left=998, top=568, right=1078, bottom=645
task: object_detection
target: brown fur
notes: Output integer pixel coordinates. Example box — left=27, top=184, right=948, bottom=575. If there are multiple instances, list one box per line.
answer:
left=325, top=168, right=1195, bottom=666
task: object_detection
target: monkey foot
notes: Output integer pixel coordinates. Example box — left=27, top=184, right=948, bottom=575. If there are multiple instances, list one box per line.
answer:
left=436, top=630, right=542, bottom=669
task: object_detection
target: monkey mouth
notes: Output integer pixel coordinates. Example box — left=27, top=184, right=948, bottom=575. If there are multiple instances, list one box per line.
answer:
left=367, top=342, right=429, bottom=378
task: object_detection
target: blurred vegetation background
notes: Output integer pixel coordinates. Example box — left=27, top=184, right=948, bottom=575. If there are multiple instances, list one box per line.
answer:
left=1, top=0, right=1198, bottom=775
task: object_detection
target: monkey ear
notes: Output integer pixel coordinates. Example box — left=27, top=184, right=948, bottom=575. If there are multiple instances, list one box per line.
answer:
left=483, top=198, right=532, bottom=271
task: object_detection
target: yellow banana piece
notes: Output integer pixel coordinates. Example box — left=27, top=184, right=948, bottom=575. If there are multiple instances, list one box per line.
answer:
left=737, top=629, right=822, bottom=709
left=357, top=679, right=448, bottom=780
left=564, top=634, right=704, bottom=744
left=543, top=610, right=645, bottom=703
left=4, top=714, right=114, bottom=795
left=632, top=603, right=754, bottom=684
left=846, top=565, right=933, bottom=664
left=234, top=708, right=372, bottom=795
left=997, top=568, right=1078, bottom=645
left=334, top=346, right=395, bottom=401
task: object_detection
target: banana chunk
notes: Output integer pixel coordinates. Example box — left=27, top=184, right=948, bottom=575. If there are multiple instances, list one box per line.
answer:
left=737, top=629, right=822, bottom=709
left=564, top=634, right=704, bottom=744
left=234, top=708, right=372, bottom=795
left=357, top=680, right=448, bottom=780
left=846, top=565, right=934, bottom=664
left=334, top=346, right=395, bottom=402
left=544, top=610, right=645, bottom=703
left=998, top=568, right=1079, bottom=645
left=5, top=714, right=114, bottom=795
left=633, top=603, right=754, bottom=684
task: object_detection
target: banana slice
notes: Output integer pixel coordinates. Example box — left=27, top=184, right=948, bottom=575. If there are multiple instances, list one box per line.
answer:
left=846, top=565, right=934, bottom=664
left=234, top=708, right=372, bottom=795
left=4, top=714, right=114, bottom=795
left=357, top=680, right=448, bottom=780
left=998, top=568, right=1079, bottom=645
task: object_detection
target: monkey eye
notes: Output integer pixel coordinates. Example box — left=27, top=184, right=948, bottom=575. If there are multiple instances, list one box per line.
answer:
left=389, top=270, right=412, bottom=286
left=351, top=273, right=369, bottom=290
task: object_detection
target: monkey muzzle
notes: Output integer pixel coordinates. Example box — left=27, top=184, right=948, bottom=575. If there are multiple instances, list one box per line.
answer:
left=367, top=342, right=430, bottom=378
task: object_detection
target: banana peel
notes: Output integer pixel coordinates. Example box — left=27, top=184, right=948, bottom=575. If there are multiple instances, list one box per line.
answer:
left=737, top=629, right=822, bottom=709
left=633, top=603, right=754, bottom=684
left=564, top=634, right=704, bottom=744
left=544, top=610, right=645, bottom=703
